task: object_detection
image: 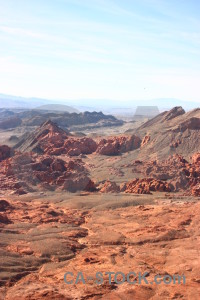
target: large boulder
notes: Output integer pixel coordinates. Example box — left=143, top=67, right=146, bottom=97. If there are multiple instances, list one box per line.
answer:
left=99, top=181, right=120, bottom=193
left=62, top=176, right=92, bottom=192
left=0, top=200, right=12, bottom=212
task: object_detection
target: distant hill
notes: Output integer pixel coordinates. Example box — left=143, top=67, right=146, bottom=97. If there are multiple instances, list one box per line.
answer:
left=0, top=108, right=123, bottom=131
left=134, top=106, right=160, bottom=117
left=35, top=104, right=79, bottom=113
left=131, top=106, right=200, bottom=160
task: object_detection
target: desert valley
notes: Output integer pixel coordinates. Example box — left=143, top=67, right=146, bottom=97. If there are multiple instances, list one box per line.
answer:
left=0, top=105, right=199, bottom=299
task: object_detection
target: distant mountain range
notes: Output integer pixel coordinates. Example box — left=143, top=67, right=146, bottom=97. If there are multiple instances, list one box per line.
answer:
left=0, top=94, right=50, bottom=108
left=74, top=98, right=199, bottom=114
left=0, top=93, right=199, bottom=113
left=36, top=104, right=79, bottom=113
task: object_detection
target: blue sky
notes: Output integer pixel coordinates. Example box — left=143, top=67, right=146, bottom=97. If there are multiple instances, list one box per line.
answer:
left=0, top=0, right=200, bottom=104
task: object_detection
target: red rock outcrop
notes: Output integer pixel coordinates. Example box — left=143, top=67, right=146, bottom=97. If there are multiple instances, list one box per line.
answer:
left=15, top=120, right=97, bottom=156
left=15, top=121, right=142, bottom=157
left=192, top=153, right=200, bottom=164
left=96, top=135, right=141, bottom=155
left=0, top=145, right=11, bottom=161
left=122, top=178, right=171, bottom=194
left=0, top=153, right=93, bottom=193
left=14, top=120, right=69, bottom=153
left=124, top=153, right=200, bottom=196
left=47, top=137, right=97, bottom=156
left=99, top=180, right=120, bottom=193
left=192, top=184, right=200, bottom=196
left=170, top=139, right=182, bottom=148
left=141, top=135, right=150, bottom=147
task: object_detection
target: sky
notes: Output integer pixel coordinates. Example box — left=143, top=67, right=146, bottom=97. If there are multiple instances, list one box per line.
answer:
left=0, top=0, right=200, bottom=104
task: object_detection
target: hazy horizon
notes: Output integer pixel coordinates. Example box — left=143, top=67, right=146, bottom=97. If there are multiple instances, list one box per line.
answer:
left=0, top=92, right=199, bottom=112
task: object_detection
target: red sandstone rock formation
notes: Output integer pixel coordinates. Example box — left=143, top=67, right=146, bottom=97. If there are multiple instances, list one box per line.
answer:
left=15, top=120, right=97, bottom=156
left=170, top=139, right=182, bottom=148
left=99, top=180, right=120, bottom=193
left=122, top=178, right=171, bottom=194
left=125, top=153, right=200, bottom=196
left=0, top=153, right=93, bottom=193
left=191, top=184, right=200, bottom=196
left=192, top=153, right=200, bottom=164
left=47, top=137, right=97, bottom=156
left=141, top=135, right=150, bottom=147
left=96, top=135, right=141, bottom=155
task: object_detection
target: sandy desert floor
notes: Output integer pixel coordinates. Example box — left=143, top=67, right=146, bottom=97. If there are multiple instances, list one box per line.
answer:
left=0, top=192, right=199, bottom=300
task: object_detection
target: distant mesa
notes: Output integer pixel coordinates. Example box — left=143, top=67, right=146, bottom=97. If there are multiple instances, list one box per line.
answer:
left=134, top=106, right=160, bottom=118
left=35, top=104, right=79, bottom=113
